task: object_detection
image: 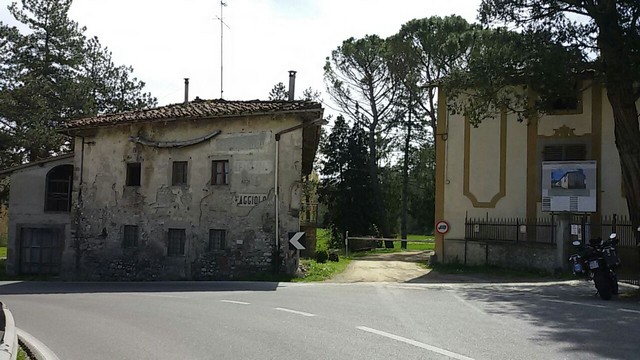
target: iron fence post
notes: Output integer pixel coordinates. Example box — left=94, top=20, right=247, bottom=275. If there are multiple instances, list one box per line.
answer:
left=345, top=231, right=349, bottom=258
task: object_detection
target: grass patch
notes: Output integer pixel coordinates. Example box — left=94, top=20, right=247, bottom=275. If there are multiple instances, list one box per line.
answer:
left=295, top=257, right=351, bottom=282
left=316, top=228, right=331, bottom=251
left=0, top=246, right=6, bottom=258
left=429, top=262, right=557, bottom=279
left=17, top=346, right=29, bottom=360
left=351, top=237, right=434, bottom=257
left=400, top=234, right=434, bottom=251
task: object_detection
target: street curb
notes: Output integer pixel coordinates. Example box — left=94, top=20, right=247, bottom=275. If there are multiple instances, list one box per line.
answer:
left=16, top=329, right=60, bottom=360
left=0, top=303, right=17, bottom=360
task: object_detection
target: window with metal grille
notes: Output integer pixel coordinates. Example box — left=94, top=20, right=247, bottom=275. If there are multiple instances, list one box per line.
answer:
left=123, top=225, right=139, bottom=248
left=172, top=161, right=188, bottom=186
left=126, top=162, right=141, bottom=186
left=212, top=160, right=229, bottom=185
left=45, top=165, right=73, bottom=212
left=543, top=144, right=586, bottom=161
left=209, top=229, right=226, bottom=251
left=167, top=228, right=185, bottom=256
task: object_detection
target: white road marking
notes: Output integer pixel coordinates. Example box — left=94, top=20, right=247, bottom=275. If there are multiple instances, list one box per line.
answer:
left=127, top=293, right=187, bottom=299
left=619, top=309, right=640, bottom=315
left=274, top=307, right=316, bottom=317
left=220, top=300, right=250, bottom=305
left=356, top=326, right=475, bottom=360
left=447, top=290, right=487, bottom=316
left=541, top=299, right=607, bottom=309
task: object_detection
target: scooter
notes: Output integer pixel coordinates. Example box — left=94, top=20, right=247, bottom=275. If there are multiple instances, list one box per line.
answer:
left=569, top=232, right=620, bottom=300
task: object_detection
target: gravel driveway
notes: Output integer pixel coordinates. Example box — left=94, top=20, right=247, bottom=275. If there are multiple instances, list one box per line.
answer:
left=329, top=251, right=434, bottom=283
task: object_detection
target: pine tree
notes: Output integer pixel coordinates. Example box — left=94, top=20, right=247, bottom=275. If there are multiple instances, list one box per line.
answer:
left=319, top=116, right=376, bottom=247
left=0, top=0, right=156, bottom=203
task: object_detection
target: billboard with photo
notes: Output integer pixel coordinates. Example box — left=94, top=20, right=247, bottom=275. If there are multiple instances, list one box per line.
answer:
left=542, top=161, right=597, bottom=212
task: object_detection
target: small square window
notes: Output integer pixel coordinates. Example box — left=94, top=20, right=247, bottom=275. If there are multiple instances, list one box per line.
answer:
left=209, top=229, right=226, bottom=251
left=126, top=163, right=141, bottom=186
left=212, top=160, right=229, bottom=185
left=123, top=225, right=139, bottom=248
left=172, top=161, right=188, bottom=186
left=168, top=228, right=186, bottom=256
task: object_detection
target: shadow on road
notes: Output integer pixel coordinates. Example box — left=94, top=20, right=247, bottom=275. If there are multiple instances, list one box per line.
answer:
left=451, top=281, right=639, bottom=360
left=405, top=271, right=558, bottom=284
left=0, top=280, right=280, bottom=295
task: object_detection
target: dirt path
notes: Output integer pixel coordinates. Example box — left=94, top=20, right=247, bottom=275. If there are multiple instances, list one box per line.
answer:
left=329, top=251, right=434, bottom=283
left=328, top=250, right=569, bottom=284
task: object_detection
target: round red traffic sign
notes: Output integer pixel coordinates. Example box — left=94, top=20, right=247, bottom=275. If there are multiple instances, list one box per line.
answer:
left=435, top=220, right=450, bottom=234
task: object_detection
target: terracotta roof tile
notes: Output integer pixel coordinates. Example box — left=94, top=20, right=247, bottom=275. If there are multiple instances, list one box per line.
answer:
left=61, top=99, right=323, bottom=131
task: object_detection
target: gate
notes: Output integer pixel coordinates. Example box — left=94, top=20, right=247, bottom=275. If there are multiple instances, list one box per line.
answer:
left=19, top=227, right=63, bottom=275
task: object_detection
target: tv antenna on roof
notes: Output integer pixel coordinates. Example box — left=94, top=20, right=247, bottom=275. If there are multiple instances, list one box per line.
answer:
left=216, top=1, right=230, bottom=99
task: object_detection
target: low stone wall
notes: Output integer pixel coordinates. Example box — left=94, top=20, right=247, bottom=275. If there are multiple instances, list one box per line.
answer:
left=443, top=239, right=557, bottom=272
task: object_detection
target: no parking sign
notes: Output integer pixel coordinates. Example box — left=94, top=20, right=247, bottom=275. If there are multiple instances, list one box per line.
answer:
left=435, top=220, right=450, bottom=235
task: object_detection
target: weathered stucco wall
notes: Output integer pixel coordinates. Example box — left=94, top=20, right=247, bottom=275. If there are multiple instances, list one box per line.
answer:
left=7, top=157, right=73, bottom=275
left=443, top=109, right=529, bottom=240
left=70, top=114, right=305, bottom=280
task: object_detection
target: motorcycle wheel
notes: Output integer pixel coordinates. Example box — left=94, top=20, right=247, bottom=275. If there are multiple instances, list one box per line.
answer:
left=594, top=271, right=612, bottom=300
left=611, top=273, right=619, bottom=295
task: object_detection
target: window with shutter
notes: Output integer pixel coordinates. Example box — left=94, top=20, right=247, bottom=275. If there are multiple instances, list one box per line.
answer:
left=543, top=144, right=586, bottom=161
left=123, top=225, right=139, bottom=248
left=45, top=165, right=73, bottom=212
left=212, top=160, right=229, bottom=185
left=168, top=229, right=186, bottom=256
left=172, top=161, right=188, bottom=186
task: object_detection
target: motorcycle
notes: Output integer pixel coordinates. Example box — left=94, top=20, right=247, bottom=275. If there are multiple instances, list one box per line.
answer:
left=569, top=233, right=620, bottom=300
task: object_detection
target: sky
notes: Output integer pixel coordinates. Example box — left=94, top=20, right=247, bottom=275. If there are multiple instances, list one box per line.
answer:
left=0, top=0, right=481, bottom=111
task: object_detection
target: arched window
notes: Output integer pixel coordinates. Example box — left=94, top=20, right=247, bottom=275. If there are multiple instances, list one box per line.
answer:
left=45, top=165, right=73, bottom=212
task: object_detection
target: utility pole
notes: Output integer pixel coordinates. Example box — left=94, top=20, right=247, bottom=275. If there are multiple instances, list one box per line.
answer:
left=217, top=1, right=230, bottom=99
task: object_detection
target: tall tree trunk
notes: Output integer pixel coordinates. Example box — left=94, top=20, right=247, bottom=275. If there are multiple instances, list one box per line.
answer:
left=401, top=103, right=412, bottom=249
left=368, top=129, right=392, bottom=247
left=595, top=1, right=640, bottom=238
left=608, top=90, right=640, bottom=233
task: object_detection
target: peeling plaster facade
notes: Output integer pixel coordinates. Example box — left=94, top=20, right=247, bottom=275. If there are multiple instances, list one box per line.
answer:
left=4, top=101, right=323, bottom=280
left=5, top=155, right=74, bottom=276
left=72, top=114, right=314, bottom=280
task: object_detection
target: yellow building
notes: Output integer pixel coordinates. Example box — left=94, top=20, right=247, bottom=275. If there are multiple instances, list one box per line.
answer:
left=434, top=80, right=637, bottom=274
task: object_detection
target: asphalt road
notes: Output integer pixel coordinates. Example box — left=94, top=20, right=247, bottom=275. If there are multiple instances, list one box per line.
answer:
left=2, top=280, right=639, bottom=360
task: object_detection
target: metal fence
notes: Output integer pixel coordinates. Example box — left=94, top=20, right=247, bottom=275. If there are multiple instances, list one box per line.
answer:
left=464, top=214, right=639, bottom=285
left=465, top=216, right=556, bottom=244
left=599, top=215, right=638, bottom=285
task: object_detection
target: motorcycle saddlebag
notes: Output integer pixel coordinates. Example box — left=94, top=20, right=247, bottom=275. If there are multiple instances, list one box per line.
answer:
left=604, top=248, right=620, bottom=267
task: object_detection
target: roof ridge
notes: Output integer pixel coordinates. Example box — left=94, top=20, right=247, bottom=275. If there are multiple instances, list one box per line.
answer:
left=61, top=98, right=323, bottom=132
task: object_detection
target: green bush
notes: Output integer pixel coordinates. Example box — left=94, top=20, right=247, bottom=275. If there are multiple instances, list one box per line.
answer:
left=315, top=249, right=328, bottom=263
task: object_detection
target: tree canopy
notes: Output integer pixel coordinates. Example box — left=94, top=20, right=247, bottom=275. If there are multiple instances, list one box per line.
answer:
left=0, top=0, right=156, bottom=203
left=324, top=35, right=401, bottom=242
left=463, top=0, right=640, bottom=232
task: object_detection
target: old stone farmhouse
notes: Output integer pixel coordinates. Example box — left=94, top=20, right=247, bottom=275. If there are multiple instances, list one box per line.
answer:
left=2, top=98, right=324, bottom=280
